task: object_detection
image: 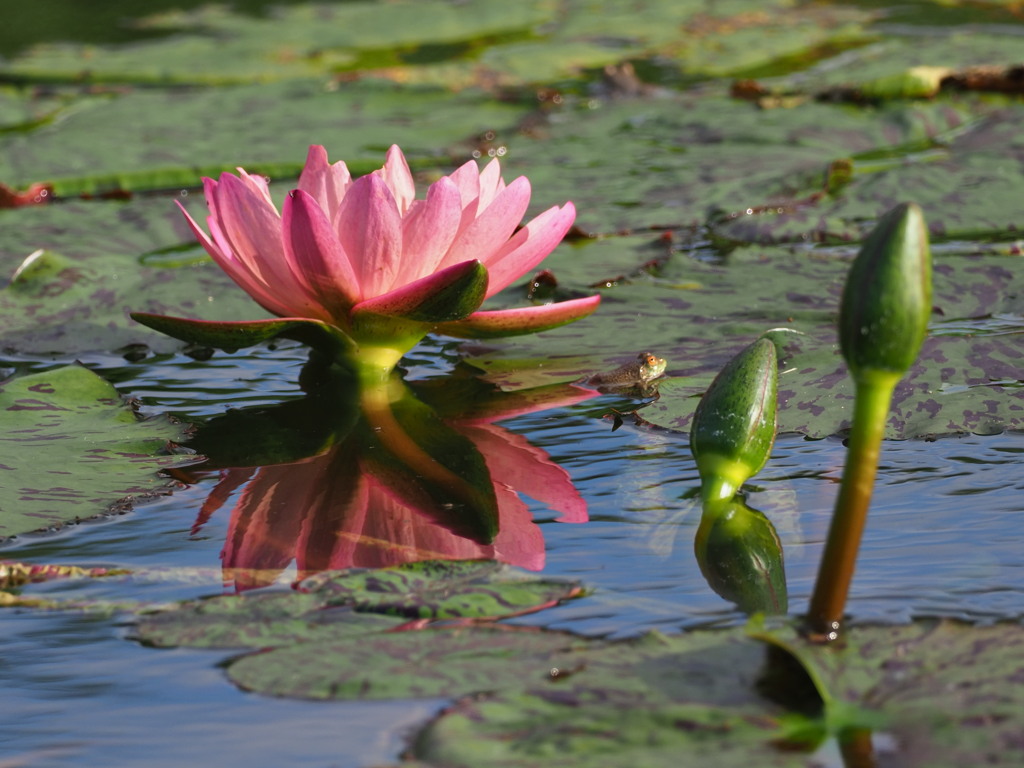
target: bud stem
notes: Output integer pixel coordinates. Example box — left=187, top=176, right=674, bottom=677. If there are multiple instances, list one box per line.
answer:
left=807, top=369, right=900, bottom=636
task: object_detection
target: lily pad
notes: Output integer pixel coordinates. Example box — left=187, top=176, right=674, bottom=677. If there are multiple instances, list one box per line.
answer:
left=409, top=619, right=1024, bottom=767
left=387, top=0, right=871, bottom=89
left=0, top=364, right=193, bottom=539
left=767, top=33, right=1024, bottom=96
left=0, top=80, right=524, bottom=195
left=0, top=0, right=873, bottom=91
left=0, top=245, right=263, bottom=355
left=302, top=559, right=584, bottom=620
left=133, top=559, right=582, bottom=652
left=135, top=590, right=405, bottom=650
left=755, top=620, right=1024, bottom=767
left=0, top=1, right=554, bottom=85
left=465, top=236, right=1024, bottom=438
left=506, top=86, right=1023, bottom=241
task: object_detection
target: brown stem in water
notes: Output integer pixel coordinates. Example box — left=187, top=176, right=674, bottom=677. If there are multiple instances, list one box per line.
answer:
left=807, top=373, right=897, bottom=638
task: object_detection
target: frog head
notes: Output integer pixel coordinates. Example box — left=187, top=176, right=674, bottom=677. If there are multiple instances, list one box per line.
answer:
left=637, top=352, right=667, bottom=383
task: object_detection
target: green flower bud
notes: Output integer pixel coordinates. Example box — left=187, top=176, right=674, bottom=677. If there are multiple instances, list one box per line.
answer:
left=694, top=498, right=787, bottom=615
left=839, top=202, right=932, bottom=379
left=690, top=338, right=779, bottom=505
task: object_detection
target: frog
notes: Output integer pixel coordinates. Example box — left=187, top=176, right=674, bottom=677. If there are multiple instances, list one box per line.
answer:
left=582, top=352, right=667, bottom=395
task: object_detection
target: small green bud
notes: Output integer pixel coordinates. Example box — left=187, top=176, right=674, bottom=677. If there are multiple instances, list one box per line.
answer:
left=694, top=498, right=787, bottom=615
left=839, top=202, right=932, bottom=379
left=690, top=338, right=779, bottom=504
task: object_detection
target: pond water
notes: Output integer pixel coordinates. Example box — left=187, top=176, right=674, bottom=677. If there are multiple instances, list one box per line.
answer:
left=3, top=339, right=1024, bottom=766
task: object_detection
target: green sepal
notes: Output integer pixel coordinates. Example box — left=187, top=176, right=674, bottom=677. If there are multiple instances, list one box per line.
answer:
left=130, top=313, right=358, bottom=360
left=351, top=259, right=488, bottom=324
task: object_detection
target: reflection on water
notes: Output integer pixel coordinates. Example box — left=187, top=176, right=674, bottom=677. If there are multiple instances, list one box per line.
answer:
left=4, top=342, right=1024, bottom=764
left=184, top=367, right=590, bottom=589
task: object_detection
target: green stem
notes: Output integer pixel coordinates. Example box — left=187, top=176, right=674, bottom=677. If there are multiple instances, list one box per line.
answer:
left=807, top=370, right=899, bottom=638
left=698, top=456, right=754, bottom=507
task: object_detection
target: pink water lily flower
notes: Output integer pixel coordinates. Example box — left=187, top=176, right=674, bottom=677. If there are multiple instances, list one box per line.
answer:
left=133, top=145, right=599, bottom=379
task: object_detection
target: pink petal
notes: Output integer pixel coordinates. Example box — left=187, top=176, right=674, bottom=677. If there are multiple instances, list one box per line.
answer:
left=446, top=158, right=482, bottom=215
left=400, top=176, right=463, bottom=279
left=297, top=145, right=351, bottom=217
left=177, top=198, right=295, bottom=318
left=236, top=167, right=274, bottom=204
left=461, top=422, right=588, bottom=524
left=436, top=294, right=601, bottom=338
left=214, top=173, right=329, bottom=318
left=482, top=202, right=576, bottom=297
left=380, top=145, right=416, bottom=216
left=283, top=189, right=361, bottom=314
left=476, top=158, right=504, bottom=211
left=335, top=173, right=403, bottom=297
left=438, top=176, right=532, bottom=272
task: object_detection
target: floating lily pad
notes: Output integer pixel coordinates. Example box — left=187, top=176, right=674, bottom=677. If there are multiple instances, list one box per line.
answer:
left=507, top=87, right=1023, bottom=241
left=0, top=0, right=873, bottom=91
left=0, top=80, right=524, bottom=195
left=229, top=625, right=590, bottom=700
left=766, top=33, right=1024, bottom=96
left=0, top=365, right=193, bottom=539
left=0, top=1, right=554, bottom=85
left=136, top=590, right=405, bottom=649
left=408, top=619, right=1024, bottom=767
left=465, top=236, right=1024, bottom=438
left=0, top=245, right=262, bottom=355
left=134, top=560, right=582, bottom=651
left=755, top=620, right=1024, bottom=767
left=302, top=559, right=583, bottom=620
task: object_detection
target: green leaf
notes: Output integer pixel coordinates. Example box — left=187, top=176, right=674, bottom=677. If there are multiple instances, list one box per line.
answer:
left=467, top=235, right=1024, bottom=438
left=228, top=625, right=590, bottom=701
left=0, top=365, right=194, bottom=539
left=0, top=240, right=266, bottom=355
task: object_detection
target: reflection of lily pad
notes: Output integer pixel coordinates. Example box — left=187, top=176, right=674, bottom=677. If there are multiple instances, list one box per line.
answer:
left=0, top=365, right=193, bottom=539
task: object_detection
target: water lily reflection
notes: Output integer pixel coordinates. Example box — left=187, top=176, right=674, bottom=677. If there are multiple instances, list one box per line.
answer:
left=694, top=497, right=787, bottom=615
left=189, top=371, right=590, bottom=591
